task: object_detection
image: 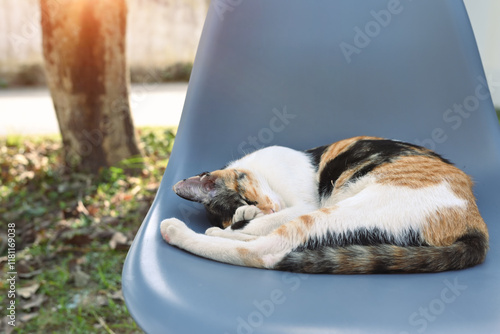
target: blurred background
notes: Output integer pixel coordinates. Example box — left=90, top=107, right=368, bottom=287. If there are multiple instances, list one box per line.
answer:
left=0, top=0, right=211, bottom=136
left=0, top=0, right=498, bottom=136
left=0, top=0, right=498, bottom=333
left=0, top=0, right=209, bottom=84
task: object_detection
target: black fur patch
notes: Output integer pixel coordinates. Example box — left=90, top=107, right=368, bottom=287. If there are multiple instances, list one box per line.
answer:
left=305, top=145, right=329, bottom=171
left=204, top=188, right=244, bottom=228
left=231, top=220, right=250, bottom=230
left=295, top=227, right=424, bottom=251
left=454, top=228, right=489, bottom=266
left=318, top=139, right=452, bottom=198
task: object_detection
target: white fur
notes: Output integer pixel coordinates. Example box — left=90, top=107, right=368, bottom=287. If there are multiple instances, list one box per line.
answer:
left=312, top=179, right=467, bottom=246
left=320, top=176, right=467, bottom=239
left=228, top=146, right=318, bottom=209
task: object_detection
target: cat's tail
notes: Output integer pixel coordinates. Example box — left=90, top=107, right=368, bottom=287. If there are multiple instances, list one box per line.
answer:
left=274, top=229, right=488, bottom=274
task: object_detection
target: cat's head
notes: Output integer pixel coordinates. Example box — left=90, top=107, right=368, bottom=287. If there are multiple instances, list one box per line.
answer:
left=173, top=169, right=280, bottom=228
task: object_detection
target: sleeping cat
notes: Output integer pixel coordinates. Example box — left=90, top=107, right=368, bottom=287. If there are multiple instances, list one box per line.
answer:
left=160, top=136, right=489, bottom=274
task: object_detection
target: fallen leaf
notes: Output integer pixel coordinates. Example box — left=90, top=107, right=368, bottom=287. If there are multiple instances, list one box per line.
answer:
left=13, top=154, right=29, bottom=166
left=18, top=269, right=43, bottom=279
left=146, top=182, right=159, bottom=192
left=128, top=176, right=141, bottom=184
left=90, top=229, right=115, bottom=240
left=18, top=312, right=39, bottom=323
left=18, top=283, right=40, bottom=299
left=73, top=268, right=91, bottom=288
left=131, top=185, right=141, bottom=195
left=109, top=232, right=128, bottom=250
left=122, top=194, right=133, bottom=201
left=86, top=204, right=99, bottom=216
left=101, top=216, right=120, bottom=225
left=76, top=200, right=89, bottom=215
left=22, top=294, right=47, bottom=311
left=64, top=234, right=92, bottom=247
left=108, top=289, right=124, bottom=301
left=95, top=295, right=108, bottom=307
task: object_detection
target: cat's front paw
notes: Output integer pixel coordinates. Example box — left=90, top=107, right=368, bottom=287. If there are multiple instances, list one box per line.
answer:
left=205, top=226, right=222, bottom=236
left=160, top=218, right=192, bottom=246
left=232, top=205, right=264, bottom=224
left=205, top=226, right=257, bottom=241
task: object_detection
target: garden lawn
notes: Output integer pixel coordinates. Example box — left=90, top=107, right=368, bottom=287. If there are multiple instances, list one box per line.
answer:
left=0, top=128, right=175, bottom=334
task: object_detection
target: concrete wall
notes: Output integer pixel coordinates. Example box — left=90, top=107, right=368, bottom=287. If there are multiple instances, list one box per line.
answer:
left=126, top=0, right=209, bottom=68
left=464, top=0, right=500, bottom=107
left=0, top=0, right=44, bottom=71
left=0, top=0, right=209, bottom=75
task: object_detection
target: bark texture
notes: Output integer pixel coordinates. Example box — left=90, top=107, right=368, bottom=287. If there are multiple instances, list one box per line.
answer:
left=40, top=0, right=141, bottom=173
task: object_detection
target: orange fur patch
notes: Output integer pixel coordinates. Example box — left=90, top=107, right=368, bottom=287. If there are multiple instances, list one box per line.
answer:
left=318, top=136, right=381, bottom=173
left=422, top=204, right=488, bottom=246
left=319, top=208, right=333, bottom=214
left=374, top=156, right=466, bottom=189
left=332, top=168, right=357, bottom=190
left=235, top=168, right=280, bottom=214
left=275, top=225, right=291, bottom=239
left=422, top=207, right=468, bottom=246
left=299, top=215, right=314, bottom=227
left=211, top=169, right=238, bottom=190
left=237, top=247, right=264, bottom=267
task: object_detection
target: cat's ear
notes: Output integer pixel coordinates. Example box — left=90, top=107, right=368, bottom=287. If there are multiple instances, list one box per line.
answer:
left=173, top=172, right=217, bottom=204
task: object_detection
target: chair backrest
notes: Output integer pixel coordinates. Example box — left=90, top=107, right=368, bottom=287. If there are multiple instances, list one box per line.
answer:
left=123, top=1, right=500, bottom=333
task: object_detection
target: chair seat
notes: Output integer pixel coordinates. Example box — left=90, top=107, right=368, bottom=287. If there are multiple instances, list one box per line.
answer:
left=123, top=1, right=500, bottom=333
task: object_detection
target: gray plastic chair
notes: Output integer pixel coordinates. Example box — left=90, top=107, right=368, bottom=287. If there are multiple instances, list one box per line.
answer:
left=122, top=1, right=500, bottom=333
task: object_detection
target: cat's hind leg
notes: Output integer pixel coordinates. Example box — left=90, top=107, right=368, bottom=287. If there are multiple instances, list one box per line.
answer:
left=161, top=218, right=288, bottom=268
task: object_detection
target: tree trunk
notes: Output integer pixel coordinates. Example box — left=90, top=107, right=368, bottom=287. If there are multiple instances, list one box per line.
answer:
left=40, top=0, right=141, bottom=173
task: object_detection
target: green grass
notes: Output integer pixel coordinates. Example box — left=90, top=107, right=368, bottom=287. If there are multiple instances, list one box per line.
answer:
left=0, top=127, right=176, bottom=333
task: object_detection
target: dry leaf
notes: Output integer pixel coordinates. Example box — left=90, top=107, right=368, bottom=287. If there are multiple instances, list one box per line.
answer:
left=122, top=194, right=133, bottom=201
left=109, top=232, right=128, bottom=250
left=22, top=294, right=47, bottom=311
left=19, top=269, right=43, bottom=279
left=76, top=200, right=90, bottom=215
left=18, top=283, right=40, bottom=299
left=130, top=185, right=141, bottom=196
left=18, top=312, right=39, bottom=323
left=101, top=216, right=120, bottom=225
left=13, top=154, right=29, bottom=165
left=86, top=204, right=99, bottom=216
left=90, top=229, right=115, bottom=240
left=64, top=234, right=92, bottom=247
left=95, top=295, right=108, bottom=307
left=108, top=289, right=124, bottom=301
left=73, top=269, right=91, bottom=288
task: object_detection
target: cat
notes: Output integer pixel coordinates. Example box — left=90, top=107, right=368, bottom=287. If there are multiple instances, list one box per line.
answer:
left=160, top=136, right=489, bottom=274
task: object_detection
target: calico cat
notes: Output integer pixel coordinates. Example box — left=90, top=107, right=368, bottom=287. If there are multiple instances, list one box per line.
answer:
left=160, top=136, right=489, bottom=274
